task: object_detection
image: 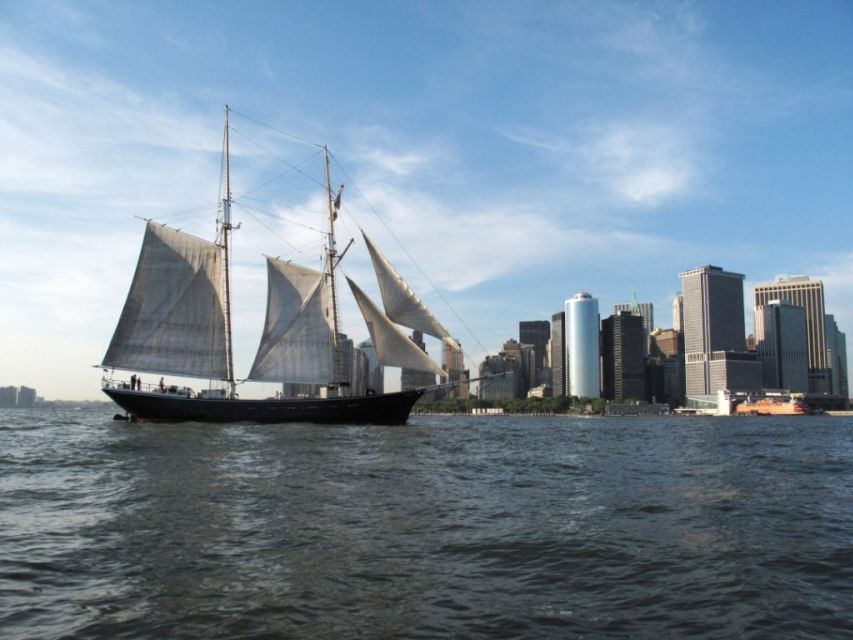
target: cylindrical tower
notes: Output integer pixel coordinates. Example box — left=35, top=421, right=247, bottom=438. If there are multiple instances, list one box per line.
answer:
left=566, top=292, right=600, bottom=398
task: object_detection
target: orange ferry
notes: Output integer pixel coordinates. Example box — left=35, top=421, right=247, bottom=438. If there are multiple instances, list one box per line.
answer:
left=734, top=397, right=808, bottom=416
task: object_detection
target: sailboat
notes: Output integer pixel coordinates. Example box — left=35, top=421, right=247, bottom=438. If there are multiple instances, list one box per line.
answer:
left=100, top=107, right=460, bottom=425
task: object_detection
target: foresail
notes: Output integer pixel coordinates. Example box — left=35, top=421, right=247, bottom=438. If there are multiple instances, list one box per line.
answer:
left=247, top=257, right=335, bottom=384
left=362, top=231, right=459, bottom=349
left=347, top=277, right=444, bottom=377
left=101, top=221, right=228, bottom=379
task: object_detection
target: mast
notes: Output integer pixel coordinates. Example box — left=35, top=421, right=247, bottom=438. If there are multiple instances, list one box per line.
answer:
left=323, top=145, right=345, bottom=393
left=220, top=105, right=236, bottom=397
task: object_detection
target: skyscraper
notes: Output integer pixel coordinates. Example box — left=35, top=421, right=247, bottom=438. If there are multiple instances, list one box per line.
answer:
left=825, top=314, right=849, bottom=398
left=680, top=265, right=760, bottom=395
left=754, top=300, right=808, bottom=392
left=614, top=297, right=653, bottom=355
left=519, top=320, right=550, bottom=375
left=565, top=292, right=600, bottom=398
left=357, top=338, right=383, bottom=394
left=401, top=330, right=436, bottom=391
left=602, top=311, right=646, bottom=401
left=443, top=339, right=465, bottom=400
left=672, top=293, right=684, bottom=333
left=754, top=276, right=830, bottom=393
left=550, top=311, right=566, bottom=396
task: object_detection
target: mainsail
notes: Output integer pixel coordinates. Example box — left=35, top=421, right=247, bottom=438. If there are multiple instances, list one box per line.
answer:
left=346, top=277, right=444, bottom=377
left=248, top=257, right=335, bottom=383
left=101, top=221, right=228, bottom=379
left=362, top=231, right=459, bottom=349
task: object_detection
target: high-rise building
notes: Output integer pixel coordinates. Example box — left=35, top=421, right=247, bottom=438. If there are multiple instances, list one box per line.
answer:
left=754, top=301, right=808, bottom=392
left=401, top=330, right=436, bottom=391
left=566, top=292, right=600, bottom=398
left=17, top=386, right=37, bottom=408
left=672, top=293, right=684, bottom=333
left=614, top=297, right=653, bottom=355
left=825, top=315, right=849, bottom=398
left=357, top=338, right=384, bottom=394
left=0, top=386, right=18, bottom=408
left=680, top=265, right=760, bottom=395
left=478, top=354, right=520, bottom=400
left=519, top=321, right=550, bottom=384
left=351, top=347, right=370, bottom=396
left=550, top=311, right=566, bottom=396
left=601, top=311, right=646, bottom=401
left=649, top=328, right=685, bottom=405
left=443, top=339, right=465, bottom=400
left=502, top=338, right=535, bottom=394
left=754, top=276, right=830, bottom=393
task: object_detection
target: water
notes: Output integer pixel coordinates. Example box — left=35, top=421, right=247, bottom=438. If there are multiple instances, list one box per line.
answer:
left=2, top=410, right=853, bottom=639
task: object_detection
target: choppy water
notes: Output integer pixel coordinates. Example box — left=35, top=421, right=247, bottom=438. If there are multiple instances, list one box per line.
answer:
left=2, top=410, right=853, bottom=639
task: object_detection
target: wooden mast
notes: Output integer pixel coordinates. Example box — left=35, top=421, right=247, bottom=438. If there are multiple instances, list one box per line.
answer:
left=221, top=105, right=236, bottom=397
left=323, top=145, right=344, bottom=394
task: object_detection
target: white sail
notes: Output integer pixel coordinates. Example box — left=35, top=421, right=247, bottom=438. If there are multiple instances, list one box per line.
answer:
left=101, top=221, right=228, bottom=379
left=248, top=257, right=335, bottom=383
left=362, top=231, right=459, bottom=349
left=347, top=277, right=444, bottom=377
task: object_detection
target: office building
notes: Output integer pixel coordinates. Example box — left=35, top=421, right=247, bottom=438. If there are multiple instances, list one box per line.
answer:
left=754, top=300, right=808, bottom=392
left=601, top=311, right=646, bottom=401
left=550, top=311, right=566, bottom=396
left=566, top=292, right=600, bottom=398
left=443, top=339, right=466, bottom=400
left=401, top=330, right=437, bottom=390
left=680, top=265, right=757, bottom=395
left=0, top=386, right=17, bottom=408
left=649, top=328, right=685, bottom=405
left=478, top=354, right=520, bottom=400
left=614, top=297, right=653, bottom=354
left=754, top=276, right=830, bottom=393
left=825, top=315, right=849, bottom=398
left=502, top=338, right=535, bottom=394
left=672, top=293, right=684, bottom=333
left=519, top=320, right=550, bottom=384
left=357, top=338, right=383, bottom=394
left=17, top=386, right=37, bottom=408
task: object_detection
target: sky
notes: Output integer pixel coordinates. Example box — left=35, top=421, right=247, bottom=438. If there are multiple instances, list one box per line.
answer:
left=2, top=0, right=853, bottom=400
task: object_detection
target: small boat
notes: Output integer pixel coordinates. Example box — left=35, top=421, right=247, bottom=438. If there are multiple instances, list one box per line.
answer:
left=100, top=107, right=460, bottom=425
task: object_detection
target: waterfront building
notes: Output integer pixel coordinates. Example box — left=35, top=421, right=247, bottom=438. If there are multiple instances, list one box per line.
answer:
left=502, top=338, right=535, bottom=394
left=519, top=320, right=550, bottom=385
left=443, top=339, right=466, bottom=400
left=672, top=293, right=684, bottom=333
left=357, top=338, right=384, bottom=394
left=754, top=300, right=808, bottom=392
left=565, top=292, right=600, bottom=398
left=550, top=311, right=566, bottom=397
left=401, top=330, right=437, bottom=391
left=0, top=386, right=17, bottom=408
left=649, top=328, right=685, bottom=405
left=601, top=311, right=646, bottom=401
left=351, top=346, right=370, bottom=396
left=680, top=265, right=756, bottom=395
left=614, top=297, right=653, bottom=354
left=825, top=315, right=849, bottom=398
left=478, top=354, right=520, bottom=400
left=754, top=276, right=830, bottom=393
left=17, top=386, right=37, bottom=408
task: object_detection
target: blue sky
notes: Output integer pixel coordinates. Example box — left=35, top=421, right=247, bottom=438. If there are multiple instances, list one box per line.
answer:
left=2, top=0, right=852, bottom=400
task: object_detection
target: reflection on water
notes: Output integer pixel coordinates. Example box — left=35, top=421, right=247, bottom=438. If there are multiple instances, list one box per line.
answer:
left=1, top=411, right=853, bottom=638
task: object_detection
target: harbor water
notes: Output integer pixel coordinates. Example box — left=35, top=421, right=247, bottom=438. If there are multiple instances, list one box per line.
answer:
left=2, top=410, right=852, bottom=638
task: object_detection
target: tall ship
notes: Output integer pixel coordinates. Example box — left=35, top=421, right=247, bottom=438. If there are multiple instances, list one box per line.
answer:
left=100, top=107, right=460, bottom=425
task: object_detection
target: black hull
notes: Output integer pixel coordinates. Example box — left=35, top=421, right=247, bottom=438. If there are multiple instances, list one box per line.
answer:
left=103, top=388, right=425, bottom=425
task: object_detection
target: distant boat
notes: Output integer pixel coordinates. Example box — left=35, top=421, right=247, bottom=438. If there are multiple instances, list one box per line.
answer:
left=100, top=107, right=459, bottom=425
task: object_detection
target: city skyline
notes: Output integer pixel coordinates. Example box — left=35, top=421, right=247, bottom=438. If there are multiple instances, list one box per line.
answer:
left=3, top=1, right=853, bottom=400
